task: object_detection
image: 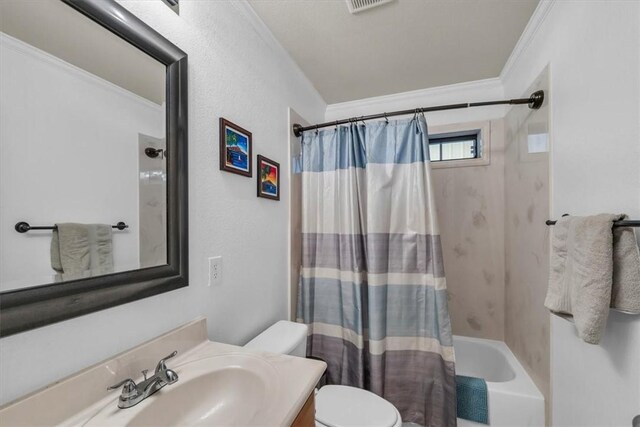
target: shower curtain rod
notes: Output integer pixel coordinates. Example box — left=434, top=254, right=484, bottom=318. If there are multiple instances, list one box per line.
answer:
left=292, top=90, right=545, bottom=137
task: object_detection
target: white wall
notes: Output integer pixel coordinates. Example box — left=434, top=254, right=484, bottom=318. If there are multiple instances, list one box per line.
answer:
left=0, top=0, right=325, bottom=405
left=0, top=34, right=164, bottom=290
left=502, top=2, right=640, bottom=426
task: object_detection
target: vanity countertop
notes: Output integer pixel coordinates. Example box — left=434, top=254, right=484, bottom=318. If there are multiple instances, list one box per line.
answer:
left=0, top=318, right=326, bottom=426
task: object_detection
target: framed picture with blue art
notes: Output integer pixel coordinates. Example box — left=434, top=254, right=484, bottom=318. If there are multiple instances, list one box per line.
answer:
left=219, top=118, right=252, bottom=177
left=257, top=155, right=280, bottom=201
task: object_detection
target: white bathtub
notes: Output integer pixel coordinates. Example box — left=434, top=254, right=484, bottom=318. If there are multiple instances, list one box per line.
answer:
left=453, top=335, right=544, bottom=427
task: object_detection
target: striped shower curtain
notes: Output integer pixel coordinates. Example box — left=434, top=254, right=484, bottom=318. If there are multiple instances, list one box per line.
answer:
left=296, top=116, right=456, bottom=426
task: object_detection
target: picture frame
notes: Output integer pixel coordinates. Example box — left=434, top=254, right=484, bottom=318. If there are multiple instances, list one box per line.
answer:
left=219, top=118, right=252, bottom=177
left=257, top=155, right=280, bottom=201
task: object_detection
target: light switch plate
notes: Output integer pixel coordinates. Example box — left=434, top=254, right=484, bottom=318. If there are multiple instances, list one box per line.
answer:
left=208, top=256, right=222, bottom=286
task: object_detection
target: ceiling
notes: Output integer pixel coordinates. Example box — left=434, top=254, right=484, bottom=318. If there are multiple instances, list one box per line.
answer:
left=0, top=0, right=165, bottom=105
left=249, top=0, right=539, bottom=104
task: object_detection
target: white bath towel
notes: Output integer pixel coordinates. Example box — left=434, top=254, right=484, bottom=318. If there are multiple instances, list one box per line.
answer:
left=545, top=214, right=640, bottom=344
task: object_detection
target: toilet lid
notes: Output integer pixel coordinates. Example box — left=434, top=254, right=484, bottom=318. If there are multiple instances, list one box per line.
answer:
left=315, top=385, right=399, bottom=427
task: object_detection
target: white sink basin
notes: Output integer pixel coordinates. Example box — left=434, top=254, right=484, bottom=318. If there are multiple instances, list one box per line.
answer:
left=85, top=353, right=282, bottom=426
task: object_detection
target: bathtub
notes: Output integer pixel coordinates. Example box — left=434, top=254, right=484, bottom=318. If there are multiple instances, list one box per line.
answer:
left=453, top=335, right=544, bottom=427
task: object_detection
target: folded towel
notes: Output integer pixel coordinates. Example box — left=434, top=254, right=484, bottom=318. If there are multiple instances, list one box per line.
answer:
left=51, top=223, right=114, bottom=280
left=456, top=375, right=488, bottom=424
left=611, top=220, right=640, bottom=313
left=545, top=214, right=640, bottom=344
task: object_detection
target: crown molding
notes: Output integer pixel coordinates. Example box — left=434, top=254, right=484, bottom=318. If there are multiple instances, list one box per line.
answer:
left=326, top=77, right=504, bottom=118
left=0, top=33, right=163, bottom=112
left=236, top=0, right=555, bottom=120
left=500, top=0, right=557, bottom=82
left=325, top=1, right=557, bottom=118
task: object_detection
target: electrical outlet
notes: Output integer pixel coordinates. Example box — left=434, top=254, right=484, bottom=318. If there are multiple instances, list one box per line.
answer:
left=208, top=256, right=222, bottom=286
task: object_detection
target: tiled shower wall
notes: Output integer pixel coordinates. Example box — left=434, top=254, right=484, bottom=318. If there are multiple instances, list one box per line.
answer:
left=432, top=120, right=506, bottom=340
left=138, top=135, right=167, bottom=268
left=504, top=68, right=551, bottom=421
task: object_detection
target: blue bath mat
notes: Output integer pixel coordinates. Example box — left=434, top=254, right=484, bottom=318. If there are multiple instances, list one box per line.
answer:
left=456, top=375, right=488, bottom=424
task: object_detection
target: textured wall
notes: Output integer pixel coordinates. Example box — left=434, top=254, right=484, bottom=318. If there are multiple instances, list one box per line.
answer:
left=504, top=69, right=550, bottom=422
left=432, top=120, right=506, bottom=340
left=0, top=0, right=326, bottom=405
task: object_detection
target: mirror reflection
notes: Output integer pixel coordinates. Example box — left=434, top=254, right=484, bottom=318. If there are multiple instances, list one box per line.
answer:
left=0, top=0, right=167, bottom=291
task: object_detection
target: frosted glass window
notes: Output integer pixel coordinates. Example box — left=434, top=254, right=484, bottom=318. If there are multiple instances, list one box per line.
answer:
left=428, top=131, right=479, bottom=162
left=429, top=144, right=441, bottom=161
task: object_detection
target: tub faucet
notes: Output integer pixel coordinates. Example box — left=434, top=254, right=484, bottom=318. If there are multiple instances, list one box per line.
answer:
left=107, top=351, right=179, bottom=409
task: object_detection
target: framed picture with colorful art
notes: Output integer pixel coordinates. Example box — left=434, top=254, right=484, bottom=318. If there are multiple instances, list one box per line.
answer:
left=257, top=155, right=280, bottom=201
left=219, top=118, right=252, bottom=177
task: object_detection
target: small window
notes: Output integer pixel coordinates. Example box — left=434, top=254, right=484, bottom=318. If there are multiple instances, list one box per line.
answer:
left=428, top=130, right=480, bottom=162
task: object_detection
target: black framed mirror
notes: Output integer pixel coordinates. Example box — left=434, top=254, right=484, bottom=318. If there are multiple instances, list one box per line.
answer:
left=0, top=0, right=188, bottom=337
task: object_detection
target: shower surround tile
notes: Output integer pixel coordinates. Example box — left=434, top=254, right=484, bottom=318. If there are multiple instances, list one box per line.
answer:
left=138, top=135, right=167, bottom=268
left=504, top=69, right=550, bottom=423
left=432, top=120, right=506, bottom=341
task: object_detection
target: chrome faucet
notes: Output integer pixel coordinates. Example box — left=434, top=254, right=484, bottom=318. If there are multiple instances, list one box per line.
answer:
left=107, top=351, right=179, bottom=409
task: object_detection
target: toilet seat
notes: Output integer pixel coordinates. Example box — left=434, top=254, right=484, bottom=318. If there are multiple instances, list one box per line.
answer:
left=315, top=385, right=402, bottom=427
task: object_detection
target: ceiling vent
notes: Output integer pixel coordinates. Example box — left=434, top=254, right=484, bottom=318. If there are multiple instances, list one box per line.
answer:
left=345, top=0, right=394, bottom=14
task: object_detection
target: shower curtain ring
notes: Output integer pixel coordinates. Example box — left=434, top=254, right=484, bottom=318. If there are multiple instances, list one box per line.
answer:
left=384, top=112, right=389, bottom=124
left=315, top=124, right=319, bottom=135
left=335, top=120, right=339, bottom=130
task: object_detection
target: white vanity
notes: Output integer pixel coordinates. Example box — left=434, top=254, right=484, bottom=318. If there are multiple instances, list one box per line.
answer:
left=0, top=318, right=325, bottom=426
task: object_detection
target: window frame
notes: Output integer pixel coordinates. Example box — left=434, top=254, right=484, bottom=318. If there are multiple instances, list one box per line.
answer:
left=428, top=130, right=481, bottom=163
left=428, top=121, right=491, bottom=169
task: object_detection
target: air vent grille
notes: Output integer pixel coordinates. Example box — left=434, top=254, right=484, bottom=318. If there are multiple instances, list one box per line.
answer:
left=345, top=0, right=394, bottom=14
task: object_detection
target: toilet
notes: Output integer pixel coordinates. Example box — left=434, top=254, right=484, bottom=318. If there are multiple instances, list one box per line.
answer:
left=245, top=321, right=402, bottom=427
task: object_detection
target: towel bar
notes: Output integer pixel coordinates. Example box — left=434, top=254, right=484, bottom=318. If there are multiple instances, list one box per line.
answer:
left=559, top=307, right=638, bottom=324
left=546, top=215, right=640, bottom=228
left=547, top=213, right=639, bottom=321
left=14, top=221, right=128, bottom=233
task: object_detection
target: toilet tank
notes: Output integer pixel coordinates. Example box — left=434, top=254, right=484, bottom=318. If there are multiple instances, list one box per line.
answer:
left=244, top=320, right=308, bottom=357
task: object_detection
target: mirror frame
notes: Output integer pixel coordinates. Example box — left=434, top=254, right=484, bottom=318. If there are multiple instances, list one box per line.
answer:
left=0, top=0, right=188, bottom=337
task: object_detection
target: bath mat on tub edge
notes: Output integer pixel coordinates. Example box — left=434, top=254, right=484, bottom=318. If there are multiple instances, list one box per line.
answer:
left=456, top=375, right=488, bottom=424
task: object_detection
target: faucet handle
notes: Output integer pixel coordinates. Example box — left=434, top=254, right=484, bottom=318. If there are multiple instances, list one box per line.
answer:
left=107, top=378, right=138, bottom=399
left=155, top=350, right=178, bottom=373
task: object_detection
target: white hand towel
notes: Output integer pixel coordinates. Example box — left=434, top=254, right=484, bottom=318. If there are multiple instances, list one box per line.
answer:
left=545, top=214, right=640, bottom=344
left=51, top=223, right=114, bottom=280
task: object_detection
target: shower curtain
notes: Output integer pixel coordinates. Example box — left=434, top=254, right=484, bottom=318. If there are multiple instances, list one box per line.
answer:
left=296, top=116, right=456, bottom=426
